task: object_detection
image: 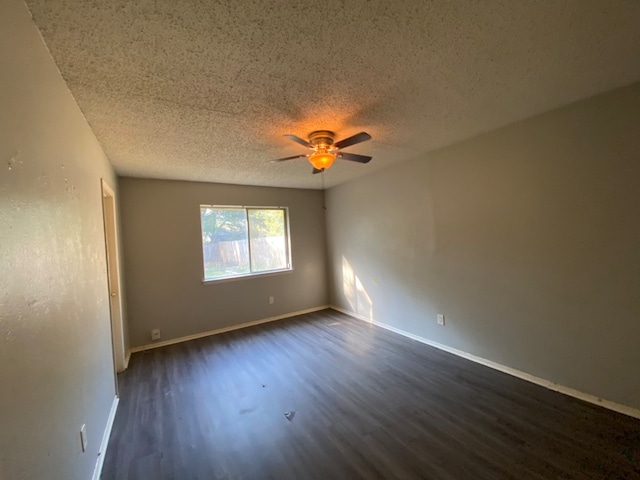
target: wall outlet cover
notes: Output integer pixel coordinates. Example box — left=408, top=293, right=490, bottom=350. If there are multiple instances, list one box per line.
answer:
left=151, top=328, right=161, bottom=340
left=437, top=314, right=445, bottom=325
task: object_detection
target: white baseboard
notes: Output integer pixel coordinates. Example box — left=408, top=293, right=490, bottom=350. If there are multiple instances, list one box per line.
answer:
left=130, top=305, right=330, bottom=353
left=123, top=350, right=131, bottom=370
left=330, top=306, right=640, bottom=420
left=92, top=395, right=119, bottom=480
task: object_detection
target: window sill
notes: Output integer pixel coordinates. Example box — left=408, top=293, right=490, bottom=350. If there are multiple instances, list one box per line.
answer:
left=202, top=268, right=293, bottom=285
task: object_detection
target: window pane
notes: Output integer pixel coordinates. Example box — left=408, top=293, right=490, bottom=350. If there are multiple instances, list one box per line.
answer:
left=201, top=208, right=249, bottom=280
left=248, top=209, right=287, bottom=272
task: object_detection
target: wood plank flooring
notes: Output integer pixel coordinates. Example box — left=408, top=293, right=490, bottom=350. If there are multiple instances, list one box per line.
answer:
left=102, top=310, right=640, bottom=479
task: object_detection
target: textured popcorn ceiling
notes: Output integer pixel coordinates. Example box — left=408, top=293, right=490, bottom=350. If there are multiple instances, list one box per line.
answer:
left=26, top=0, right=640, bottom=189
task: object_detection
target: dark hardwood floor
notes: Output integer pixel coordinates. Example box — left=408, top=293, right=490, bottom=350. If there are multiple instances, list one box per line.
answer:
left=102, top=310, right=640, bottom=479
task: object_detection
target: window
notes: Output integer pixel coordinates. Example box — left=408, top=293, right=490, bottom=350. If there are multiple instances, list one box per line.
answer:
left=200, top=206, right=291, bottom=281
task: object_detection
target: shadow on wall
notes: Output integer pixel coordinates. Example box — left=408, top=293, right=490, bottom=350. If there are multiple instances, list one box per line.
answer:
left=342, top=255, right=373, bottom=320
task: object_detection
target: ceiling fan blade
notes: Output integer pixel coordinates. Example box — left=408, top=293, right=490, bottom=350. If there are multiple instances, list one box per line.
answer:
left=312, top=168, right=324, bottom=174
left=339, top=152, right=372, bottom=163
left=334, top=132, right=371, bottom=149
left=270, top=154, right=308, bottom=163
left=284, top=134, right=311, bottom=148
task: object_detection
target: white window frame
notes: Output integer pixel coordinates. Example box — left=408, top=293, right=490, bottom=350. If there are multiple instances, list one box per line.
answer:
left=200, top=205, right=292, bottom=283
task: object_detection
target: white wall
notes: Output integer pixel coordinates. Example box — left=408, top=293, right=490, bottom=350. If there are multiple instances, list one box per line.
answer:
left=0, top=1, right=119, bottom=478
left=119, top=178, right=328, bottom=348
left=326, top=82, right=640, bottom=410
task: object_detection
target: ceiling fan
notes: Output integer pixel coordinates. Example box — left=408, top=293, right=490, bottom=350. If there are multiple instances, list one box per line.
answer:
left=271, top=130, right=372, bottom=173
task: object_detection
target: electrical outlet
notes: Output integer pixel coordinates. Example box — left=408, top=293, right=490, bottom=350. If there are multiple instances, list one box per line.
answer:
left=269, top=296, right=274, bottom=305
left=80, top=424, right=87, bottom=452
left=151, top=328, right=161, bottom=340
left=437, top=314, right=445, bottom=326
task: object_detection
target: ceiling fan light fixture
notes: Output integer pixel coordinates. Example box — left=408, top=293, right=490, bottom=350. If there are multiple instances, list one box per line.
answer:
left=273, top=130, right=371, bottom=173
left=308, top=149, right=336, bottom=171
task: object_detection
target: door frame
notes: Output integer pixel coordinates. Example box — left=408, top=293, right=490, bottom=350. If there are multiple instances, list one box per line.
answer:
left=101, top=179, right=126, bottom=376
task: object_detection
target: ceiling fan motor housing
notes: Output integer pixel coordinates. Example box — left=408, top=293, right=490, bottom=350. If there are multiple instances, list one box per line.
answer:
left=308, top=130, right=335, bottom=148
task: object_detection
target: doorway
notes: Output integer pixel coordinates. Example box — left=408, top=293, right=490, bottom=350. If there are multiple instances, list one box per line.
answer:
left=101, top=179, right=126, bottom=380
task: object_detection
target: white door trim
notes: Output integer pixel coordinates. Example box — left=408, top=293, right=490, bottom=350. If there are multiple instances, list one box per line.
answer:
left=101, top=179, right=126, bottom=373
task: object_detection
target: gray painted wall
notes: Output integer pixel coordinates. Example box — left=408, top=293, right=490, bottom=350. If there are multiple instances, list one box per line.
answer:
left=326, top=82, right=640, bottom=410
left=0, top=1, right=121, bottom=479
left=120, top=178, right=328, bottom=348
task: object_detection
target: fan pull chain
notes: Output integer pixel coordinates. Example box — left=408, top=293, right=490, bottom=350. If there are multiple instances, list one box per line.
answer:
left=321, top=169, right=326, bottom=210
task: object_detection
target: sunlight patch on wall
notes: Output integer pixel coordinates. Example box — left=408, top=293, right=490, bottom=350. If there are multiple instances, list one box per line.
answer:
left=342, top=255, right=373, bottom=321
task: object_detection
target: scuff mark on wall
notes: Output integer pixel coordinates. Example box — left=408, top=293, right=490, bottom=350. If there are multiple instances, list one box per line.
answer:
left=6, top=150, right=21, bottom=171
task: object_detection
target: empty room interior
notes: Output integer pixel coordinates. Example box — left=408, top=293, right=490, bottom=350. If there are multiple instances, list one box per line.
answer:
left=2, top=1, right=640, bottom=479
